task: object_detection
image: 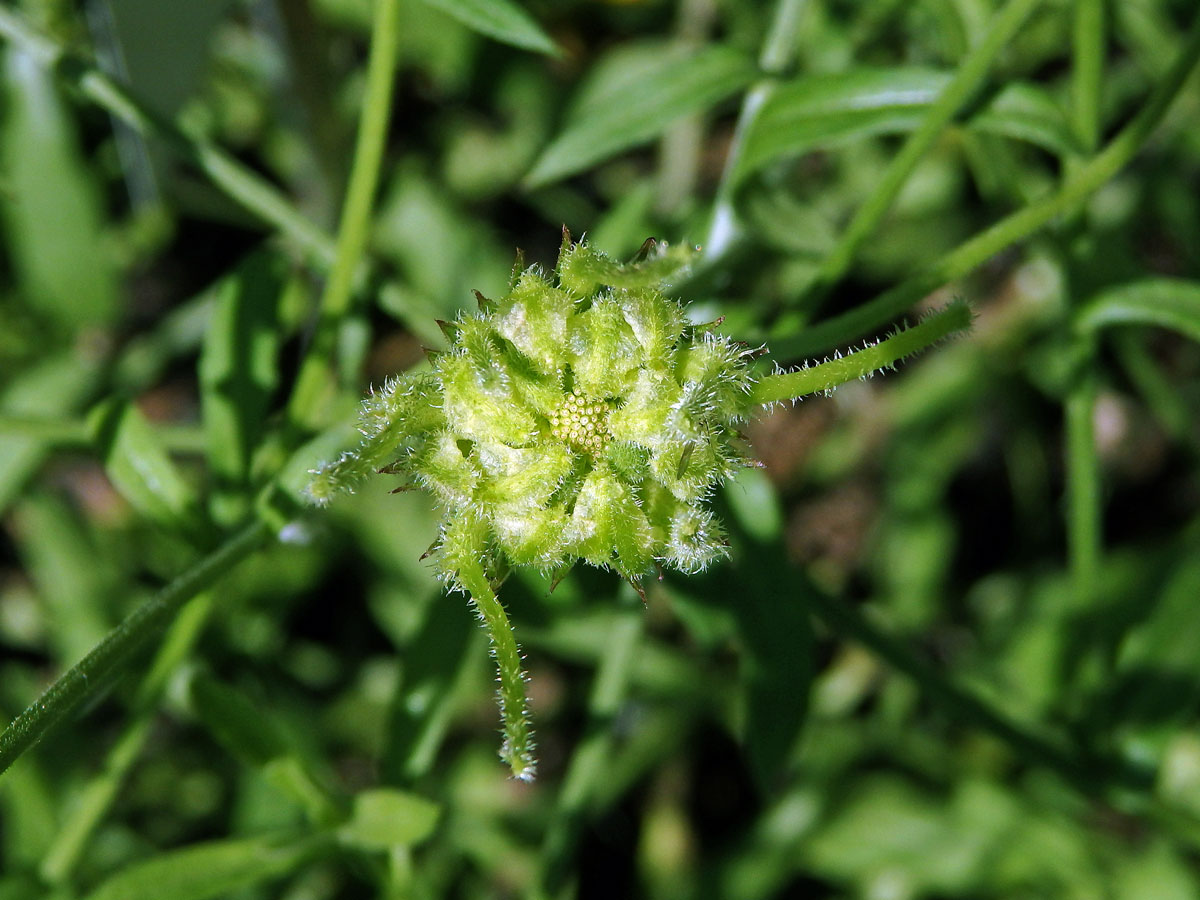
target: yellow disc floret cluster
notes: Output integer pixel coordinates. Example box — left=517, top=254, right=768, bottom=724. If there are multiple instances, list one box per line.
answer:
left=550, top=391, right=613, bottom=455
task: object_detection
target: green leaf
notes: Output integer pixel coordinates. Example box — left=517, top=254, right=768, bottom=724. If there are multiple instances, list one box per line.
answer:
left=1075, top=278, right=1200, bottom=343
left=966, top=82, right=1082, bottom=158
left=86, top=399, right=202, bottom=535
left=525, top=43, right=756, bottom=187
left=82, top=831, right=331, bottom=900
left=0, top=47, right=119, bottom=329
left=338, top=788, right=441, bottom=850
left=734, top=70, right=1080, bottom=186
left=198, top=252, right=284, bottom=506
left=417, top=0, right=558, bottom=56
left=733, top=68, right=950, bottom=185
left=0, top=352, right=99, bottom=514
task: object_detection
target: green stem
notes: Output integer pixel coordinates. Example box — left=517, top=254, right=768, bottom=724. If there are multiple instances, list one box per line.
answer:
left=799, top=0, right=1042, bottom=308
left=704, top=0, right=807, bottom=260
left=456, top=560, right=537, bottom=782
left=1065, top=368, right=1101, bottom=608
left=0, top=521, right=269, bottom=780
left=1071, top=0, right=1106, bottom=153
left=0, top=9, right=336, bottom=268
left=287, top=0, right=404, bottom=428
left=751, top=300, right=971, bottom=406
left=771, top=8, right=1200, bottom=361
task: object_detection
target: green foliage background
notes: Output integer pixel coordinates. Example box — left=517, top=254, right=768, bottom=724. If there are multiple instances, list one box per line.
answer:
left=2, top=0, right=1200, bottom=897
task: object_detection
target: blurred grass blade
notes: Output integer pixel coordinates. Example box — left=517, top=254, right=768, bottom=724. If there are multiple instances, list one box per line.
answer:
left=418, top=0, right=558, bottom=56
left=968, top=82, right=1082, bottom=157
left=199, top=252, right=284, bottom=514
left=1076, top=278, right=1200, bottom=342
left=338, top=788, right=441, bottom=850
left=525, top=43, right=756, bottom=187
left=81, top=831, right=333, bottom=900
left=0, top=46, right=118, bottom=329
left=87, top=399, right=204, bottom=536
left=732, top=68, right=950, bottom=185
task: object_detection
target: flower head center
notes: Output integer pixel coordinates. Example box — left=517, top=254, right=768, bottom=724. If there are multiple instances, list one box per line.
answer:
left=549, top=391, right=612, bottom=456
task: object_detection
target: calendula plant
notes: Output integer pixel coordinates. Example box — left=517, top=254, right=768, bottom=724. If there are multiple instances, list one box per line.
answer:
left=308, top=232, right=969, bottom=779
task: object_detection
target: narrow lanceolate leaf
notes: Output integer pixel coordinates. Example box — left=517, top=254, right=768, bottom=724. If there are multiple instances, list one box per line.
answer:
left=967, top=83, right=1082, bottom=158
left=525, top=43, right=756, bottom=187
left=87, top=399, right=203, bottom=535
left=733, top=68, right=951, bottom=185
left=733, top=70, right=1080, bottom=185
left=418, top=0, right=558, bottom=56
left=1076, top=278, right=1200, bottom=343
left=198, top=252, right=283, bottom=496
left=82, top=831, right=332, bottom=900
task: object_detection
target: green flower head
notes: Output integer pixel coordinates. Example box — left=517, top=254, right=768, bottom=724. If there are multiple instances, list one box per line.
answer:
left=308, top=234, right=759, bottom=591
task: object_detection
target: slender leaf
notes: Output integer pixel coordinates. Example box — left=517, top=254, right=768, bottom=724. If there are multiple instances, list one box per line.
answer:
left=734, top=70, right=1080, bottom=185
left=969, top=82, right=1082, bottom=157
left=417, top=0, right=558, bottom=56
left=733, top=68, right=950, bottom=184
left=0, top=46, right=118, bottom=329
left=1076, top=278, right=1200, bottom=342
left=82, top=831, right=331, bottom=900
left=86, top=399, right=203, bottom=535
left=525, top=43, right=756, bottom=187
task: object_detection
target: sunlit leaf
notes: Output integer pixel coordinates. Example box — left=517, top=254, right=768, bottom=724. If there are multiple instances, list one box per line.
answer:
left=338, top=788, right=441, bottom=850
left=417, top=0, right=558, bottom=56
left=0, top=48, right=118, bottom=329
left=733, top=68, right=950, bottom=185
left=1076, top=278, right=1200, bottom=343
left=525, top=43, right=756, bottom=187
left=87, top=399, right=203, bottom=535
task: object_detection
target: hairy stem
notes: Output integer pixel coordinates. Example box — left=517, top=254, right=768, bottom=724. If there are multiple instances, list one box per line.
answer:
left=0, top=522, right=269, bottom=779
left=752, top=301, right=971, bottom=406
left=455, top=560, right=537, bottom=782
left=771, top=8, right=1200, bottom=361
left=288, top=0, right=404, bottom=428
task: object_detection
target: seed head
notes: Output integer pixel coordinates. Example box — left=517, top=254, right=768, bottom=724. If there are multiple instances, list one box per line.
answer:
left=308, top=236, right=758, bottom=588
